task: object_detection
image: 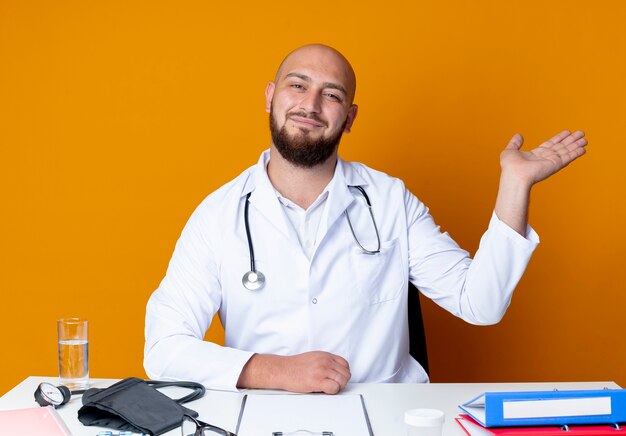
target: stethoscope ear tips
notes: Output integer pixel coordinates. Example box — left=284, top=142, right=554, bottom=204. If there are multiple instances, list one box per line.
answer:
left=242, top=270, right=265, bottom=291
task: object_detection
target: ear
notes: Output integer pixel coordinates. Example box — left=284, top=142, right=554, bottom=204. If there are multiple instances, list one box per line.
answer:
left=265, top=81, right=275, bottom=113
left=343, top=104, right=358, bottom=133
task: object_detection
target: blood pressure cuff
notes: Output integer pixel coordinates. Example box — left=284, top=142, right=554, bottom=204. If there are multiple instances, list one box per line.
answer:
left=77, top=377, right=203, bottom=436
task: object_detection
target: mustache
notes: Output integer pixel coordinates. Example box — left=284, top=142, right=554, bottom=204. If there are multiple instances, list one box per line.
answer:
left=287, top=111, right=327, bottom=126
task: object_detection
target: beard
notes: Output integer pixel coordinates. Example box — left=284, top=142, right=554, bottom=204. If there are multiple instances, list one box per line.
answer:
left=269, top=107, right=346, bottom=168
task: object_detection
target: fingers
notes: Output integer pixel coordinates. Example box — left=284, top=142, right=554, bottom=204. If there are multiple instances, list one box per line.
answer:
left=545, top=130, right=586, bottom=149
left=549, top=131, right=588, bottom=161
left=547, top=130, right=571, bottom=144
left=319, top=354, right=351, bottom=394
left=533, top=131, right=587, bottom=172
left=331, top=353, right=350, bottom=369
left=560, top=130, right=585, bottom=146
left=539, top=130, right=588, bottom=161
left=559, top=140, right=587, bottom=166
left=505, top=133, right=524, bottom=150
left=323, top=377, right=350, bottom=394
left=320, top=378, right=343, bottom=394
left=329, top=356, right=351, bottom=384
left=562, top=136, right=588, bottom=155
left=506, top=130, right=587, bottom=154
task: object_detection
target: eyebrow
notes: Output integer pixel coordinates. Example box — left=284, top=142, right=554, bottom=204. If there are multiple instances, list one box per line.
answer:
left=284, top=72, right=348, bottom=95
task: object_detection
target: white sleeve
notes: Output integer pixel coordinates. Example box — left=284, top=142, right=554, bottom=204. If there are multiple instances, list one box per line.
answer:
left=143, top=201, right=254, bottom=392
left=406, top=190, right=539, bottom=325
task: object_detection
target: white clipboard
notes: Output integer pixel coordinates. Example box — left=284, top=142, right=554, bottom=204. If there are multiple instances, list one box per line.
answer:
left=235, top=393, right=374, bottom=436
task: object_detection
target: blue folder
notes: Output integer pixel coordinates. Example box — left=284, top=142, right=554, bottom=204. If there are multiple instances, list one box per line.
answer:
left=458, top=389, right=626, bottom=427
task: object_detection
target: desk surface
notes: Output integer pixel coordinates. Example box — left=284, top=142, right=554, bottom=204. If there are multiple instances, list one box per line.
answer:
left=0, top=377, right=619, bottom=436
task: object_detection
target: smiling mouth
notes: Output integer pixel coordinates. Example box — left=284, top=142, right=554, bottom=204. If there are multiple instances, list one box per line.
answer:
left=288, top=115, right=326, bottom=129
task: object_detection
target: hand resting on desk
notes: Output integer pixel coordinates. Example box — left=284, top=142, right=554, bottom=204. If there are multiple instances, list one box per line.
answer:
left=237, top=351, right=351, bottom=394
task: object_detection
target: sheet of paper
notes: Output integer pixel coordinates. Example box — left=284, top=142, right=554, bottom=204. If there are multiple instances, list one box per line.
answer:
left=236, top=393, right=373, bottom=436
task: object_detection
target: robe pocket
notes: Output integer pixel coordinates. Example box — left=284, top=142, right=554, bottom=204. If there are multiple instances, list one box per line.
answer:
left=352, top=237, right=404, bottom=304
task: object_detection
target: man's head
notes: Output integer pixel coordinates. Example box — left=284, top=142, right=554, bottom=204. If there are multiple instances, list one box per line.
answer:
left=265, top=44, right=358, bottom=168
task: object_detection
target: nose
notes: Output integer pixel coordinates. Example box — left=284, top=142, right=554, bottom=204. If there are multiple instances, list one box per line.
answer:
left=299, top=91, right=322, bottom=114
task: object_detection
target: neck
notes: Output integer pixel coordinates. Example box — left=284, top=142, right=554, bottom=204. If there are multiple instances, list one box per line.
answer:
left=267, top=145, right=337, bottom=209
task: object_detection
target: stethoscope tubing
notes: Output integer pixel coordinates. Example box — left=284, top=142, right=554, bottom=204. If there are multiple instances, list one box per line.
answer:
left=345, top=186, right=381, bottom=255
left=244, top=192, right=256, bottom=273
left=242, top=185, right=381, bottom=291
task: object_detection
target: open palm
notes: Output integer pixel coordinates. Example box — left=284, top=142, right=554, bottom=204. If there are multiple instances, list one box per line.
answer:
left=500, top=130, right=588, bottom=186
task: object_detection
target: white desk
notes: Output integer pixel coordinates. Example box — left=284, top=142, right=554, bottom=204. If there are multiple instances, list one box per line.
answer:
left=0, top=377, right=619, bottom=436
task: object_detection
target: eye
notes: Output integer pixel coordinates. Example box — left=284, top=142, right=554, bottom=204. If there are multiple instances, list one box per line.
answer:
left=325, top=92, right=342, bottom=102
left=290, top=83, right=305, bottom=90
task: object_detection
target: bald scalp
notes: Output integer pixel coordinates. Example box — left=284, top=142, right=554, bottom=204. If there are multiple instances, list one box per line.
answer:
left=274, top=44, right=357, bottom=103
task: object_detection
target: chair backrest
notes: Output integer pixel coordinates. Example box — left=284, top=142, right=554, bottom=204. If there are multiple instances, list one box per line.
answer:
left=407, top=282, right=429, bottom=375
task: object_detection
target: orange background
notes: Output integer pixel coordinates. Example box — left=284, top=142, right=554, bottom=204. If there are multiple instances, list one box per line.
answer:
left=1, top=0, right=625, bottom=395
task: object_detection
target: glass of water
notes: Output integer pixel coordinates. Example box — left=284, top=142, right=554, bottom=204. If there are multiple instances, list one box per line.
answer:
left=57, top=318, right=89, bottom=389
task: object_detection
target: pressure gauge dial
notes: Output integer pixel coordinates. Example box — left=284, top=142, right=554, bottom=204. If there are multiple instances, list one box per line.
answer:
left=34, top=382, right=71, bottom=408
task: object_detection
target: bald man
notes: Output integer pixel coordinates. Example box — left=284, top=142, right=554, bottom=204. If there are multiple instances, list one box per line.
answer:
left=144, top=44, right=587, bottom=394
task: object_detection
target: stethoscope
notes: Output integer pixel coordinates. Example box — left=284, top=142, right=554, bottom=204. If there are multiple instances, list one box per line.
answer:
left=242, top=185, right=381, bottom=291
left=34, top=380, right=205, bottom=409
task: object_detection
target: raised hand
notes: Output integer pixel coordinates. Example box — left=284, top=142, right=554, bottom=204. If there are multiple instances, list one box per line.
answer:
left=494, top=130, right=588, bottom=236
left=500, top=130, right=588, bottom=187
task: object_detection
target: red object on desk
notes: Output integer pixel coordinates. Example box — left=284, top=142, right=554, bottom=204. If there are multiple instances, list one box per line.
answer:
left=456, top=414, right=624, bottom=435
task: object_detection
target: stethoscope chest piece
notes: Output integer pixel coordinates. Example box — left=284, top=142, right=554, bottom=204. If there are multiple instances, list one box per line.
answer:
left=242, top=270, right=265, bottom=291
left=34, top=382, right=73, bottom=408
